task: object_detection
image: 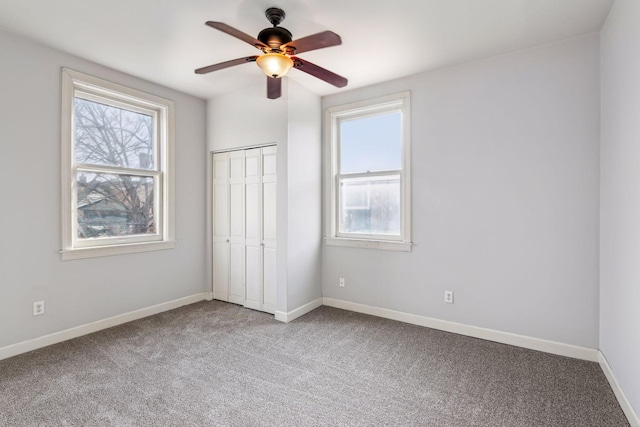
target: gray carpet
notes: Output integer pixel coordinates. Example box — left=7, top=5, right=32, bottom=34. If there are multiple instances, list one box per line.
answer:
left=0, top=301, right=629, bottom=426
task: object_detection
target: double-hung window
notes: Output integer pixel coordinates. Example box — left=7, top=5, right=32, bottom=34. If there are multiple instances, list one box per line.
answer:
left=325, top=92, right=411, bottom=251
left=61, top=69, right=175, bottom=260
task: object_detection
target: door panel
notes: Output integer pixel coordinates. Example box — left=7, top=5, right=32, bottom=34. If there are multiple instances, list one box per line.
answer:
left=245, top=148, right=262, bottom=249
left=213, top=241, right=230, bottom=301
left=229, top=183, right=244, bottom=239
left=262, top=147, right=277, bottom=313
left=245, top=149, right=262, bottom=311
left=245, top=245, right=262, bottom=311
left=263, top=247, right=277, bottom=313
left=229, top=151, right=245, bottom=242
left=245, top=148, right=260, bottom=178
left=263, top=182, right=277, bottom=243
left=213, top=183, right=229, bottom=238
left=213, top=153, right=230, bottom=302
left=245, top=183, right=261, bottom=244
left=214, top=154, right=228, bottom=180
left=229, top=243, right=245, bottom=304
left=263, top=148, right=277, bottom=176
left=229, top=155, right=243, bottom=179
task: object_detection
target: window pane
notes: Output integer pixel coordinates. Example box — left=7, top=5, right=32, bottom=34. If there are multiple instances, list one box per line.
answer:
left=74, top=97, right=154, bottom=169
left=339, top=174, right=400, bottom=235
left=340, top=112, right=401, bottom=174
left=77, top=172, right=155, bottom=239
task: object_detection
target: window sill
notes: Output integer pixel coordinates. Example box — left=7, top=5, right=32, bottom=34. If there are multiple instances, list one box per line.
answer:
left=60, top=240, right=176, bottom=260
left=325, top=237, right=412, bottom=252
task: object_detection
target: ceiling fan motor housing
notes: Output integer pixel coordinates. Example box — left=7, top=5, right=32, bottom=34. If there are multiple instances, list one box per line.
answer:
left=258, top=27, right=292, bottom=50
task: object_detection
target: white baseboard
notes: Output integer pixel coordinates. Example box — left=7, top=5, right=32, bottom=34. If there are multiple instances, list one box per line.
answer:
left=599, top=352, right=640, bottom=427
left=0, top=293, right=207, bottom=361
left=275, top=297, right=323, bottom=323
left=322, top=297, right=599, bottom=362
left=204, top=292, right=214, bottom=301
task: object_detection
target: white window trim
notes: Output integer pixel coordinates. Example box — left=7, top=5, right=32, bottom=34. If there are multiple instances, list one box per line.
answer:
left=324, top=91, right=411, bottom=252
left=60, top=68, right=175, bottom=260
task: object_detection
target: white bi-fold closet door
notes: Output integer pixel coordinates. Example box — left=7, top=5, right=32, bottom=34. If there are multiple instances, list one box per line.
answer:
left=212, top=146, right=277, bottom=314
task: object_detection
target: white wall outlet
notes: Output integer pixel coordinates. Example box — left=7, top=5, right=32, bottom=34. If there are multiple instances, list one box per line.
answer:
left=339, top=278, right=346, bottom=288
left=444, top=291, right=454, bottom=304
left=33, top=301, right=45, bottom=316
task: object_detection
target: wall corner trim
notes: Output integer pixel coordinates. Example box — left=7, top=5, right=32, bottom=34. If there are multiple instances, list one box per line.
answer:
left=322, top=297, right=599, bottom=362
left=599, top=351, right=640, bottom=426
left=0, top=293, right=207, bottom=362
left=275, top=297, right=323, bottom=323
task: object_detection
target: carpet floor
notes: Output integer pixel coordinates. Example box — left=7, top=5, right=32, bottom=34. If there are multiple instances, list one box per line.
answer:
left=0, top=300, right=630, bottom=426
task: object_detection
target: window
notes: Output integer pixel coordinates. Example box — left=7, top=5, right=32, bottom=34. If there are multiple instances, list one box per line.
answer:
left=325, top=92, right=411, bottom=251
left=61, top=68, right=175, bottom=260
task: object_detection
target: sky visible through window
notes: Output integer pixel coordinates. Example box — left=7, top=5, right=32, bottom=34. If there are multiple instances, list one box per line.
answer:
left=340, top=112, right=401, bottom=174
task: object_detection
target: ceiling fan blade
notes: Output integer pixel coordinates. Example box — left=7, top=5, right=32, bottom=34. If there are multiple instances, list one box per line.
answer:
left=292, top=58, right=348, bottom=88
left=282, top=31, right=342, bottom=54
left=195, top=56, right=258, bottom=75
left=267, top=77, right=282, bottom=99
left=206, top=21, right=266, bottom=50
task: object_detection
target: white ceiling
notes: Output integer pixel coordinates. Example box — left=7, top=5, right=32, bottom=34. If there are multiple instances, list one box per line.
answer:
left=0, top=0, right=614, bottom=100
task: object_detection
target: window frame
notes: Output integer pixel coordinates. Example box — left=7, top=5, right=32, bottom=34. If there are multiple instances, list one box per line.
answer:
left=324, top=92, right=411, bottom=252
left=60, top=68, right=175, bottom=260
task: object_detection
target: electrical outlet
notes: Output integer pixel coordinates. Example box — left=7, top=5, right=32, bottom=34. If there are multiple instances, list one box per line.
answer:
left=339, top=278, right=345, bottom=288
left=444, top=291, right=454, bottom=304
left=33, top=301, right=45, bottom=316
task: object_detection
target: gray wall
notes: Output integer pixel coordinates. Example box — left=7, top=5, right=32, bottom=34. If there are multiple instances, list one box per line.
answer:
left=600, top=0, right=640, bottom=415
left=286, top=80, right=323, bottom=310
left=0, top=30, right=207, bottom=349
left=322, top=34, right=601, bottom=348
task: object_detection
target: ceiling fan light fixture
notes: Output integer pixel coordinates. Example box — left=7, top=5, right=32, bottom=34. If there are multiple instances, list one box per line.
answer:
left=256, top=53, right=293, bottom=78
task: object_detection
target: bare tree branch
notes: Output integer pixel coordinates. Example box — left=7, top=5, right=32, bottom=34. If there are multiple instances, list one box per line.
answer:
left=75, top=99, right=155, bottom=238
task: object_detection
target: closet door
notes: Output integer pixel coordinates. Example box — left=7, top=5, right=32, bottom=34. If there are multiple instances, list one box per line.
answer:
left=212, top=153, right=230, bottom=302
left=213, top=146, right=276, bottom=313
left=244, top=148, right=263, bottom=311
left=262, top=146, right=277, bottom=314
left=227, top=151, right=246, bottom=305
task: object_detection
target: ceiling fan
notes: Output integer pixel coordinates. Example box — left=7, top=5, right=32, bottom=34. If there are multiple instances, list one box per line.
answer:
left=195, top=7, right=348, bottom=99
